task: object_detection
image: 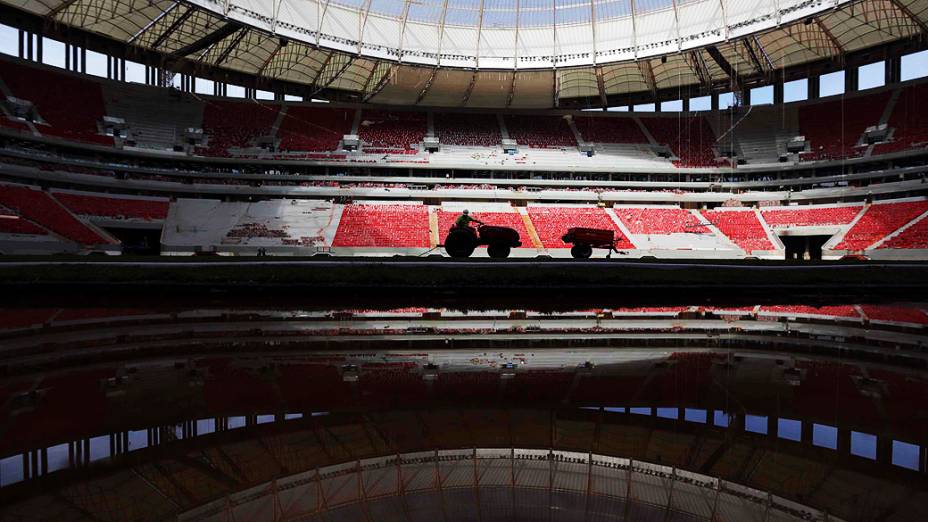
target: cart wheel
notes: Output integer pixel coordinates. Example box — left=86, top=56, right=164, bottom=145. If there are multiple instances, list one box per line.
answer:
left=487, top=242, right=511, bottom=259
left=571, top=244, right=593, bottom=259
left=445, top=228, right=477, bottom=258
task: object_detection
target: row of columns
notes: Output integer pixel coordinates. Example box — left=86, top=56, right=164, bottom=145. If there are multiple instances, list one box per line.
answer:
left=614, top=55, right=904, bottom=112
left=13, top=414, right=294, bottom=483
left=607, top=406, right=927, bottom=474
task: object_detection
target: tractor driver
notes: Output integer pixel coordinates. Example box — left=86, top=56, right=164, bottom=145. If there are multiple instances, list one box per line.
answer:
left=454, top=209, right=484, bottom=229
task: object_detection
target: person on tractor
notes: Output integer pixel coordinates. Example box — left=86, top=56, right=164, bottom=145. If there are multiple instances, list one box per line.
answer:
left=454, top=209, right=483, bottom=229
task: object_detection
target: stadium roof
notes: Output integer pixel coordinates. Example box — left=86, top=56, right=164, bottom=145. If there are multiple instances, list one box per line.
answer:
left=4, top=0, right=928, bottom=106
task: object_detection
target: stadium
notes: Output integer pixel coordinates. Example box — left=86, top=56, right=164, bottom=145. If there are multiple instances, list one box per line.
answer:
left=0, top=0, right=927, bottom=520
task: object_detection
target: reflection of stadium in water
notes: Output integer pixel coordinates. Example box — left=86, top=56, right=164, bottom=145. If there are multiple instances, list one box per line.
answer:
left=0, top=303, right=926, bottom=521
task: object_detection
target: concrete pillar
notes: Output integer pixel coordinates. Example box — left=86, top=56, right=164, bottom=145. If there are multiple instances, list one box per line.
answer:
left=877, top=437, right=893, bottom=465
left=809, top=75, right=820, bottom=100
left=845, top=66, right=858, bottom=93
left=886, top=56, right=901, bottom=85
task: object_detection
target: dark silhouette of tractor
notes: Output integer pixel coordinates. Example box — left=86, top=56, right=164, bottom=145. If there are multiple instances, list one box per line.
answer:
left=444, top=224, right=522, bottom=258
left=561, top=227, right=622, bottom=258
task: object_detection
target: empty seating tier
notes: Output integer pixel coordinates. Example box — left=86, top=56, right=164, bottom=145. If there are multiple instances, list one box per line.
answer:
left=641, top=116, right=716, bottom=167
left=798, top=91, right=890, bottom=161
left=505, top=115, right=577, bottom=148
left=574, top=117, right=648, bottom=144
left=0, top=213, right=47, bottom=235
left=836, top=200, right=928, bottom=250
left=702, top=210, right=775, bottom=252
left=761, top=206, right=862, bottom=228
left=614, top=207, right=709, bottom=234
left=883, top=83, right=928, bottom=152
left=435, top=113, right=501, bottom=147
left=277, top=106, right=354, bottom=152
left=861, top=305, right=928, bottom=325
left=358, top=110, right=426, bottom=151
left=879, top=214, right=928, bottom=249
left=0, top=59, right=111, bottom=146
left=333, top=204, right=430, bottom=248
left=0, top=184, right=112, bottom=245
left=53, top=192, right=169, bottom=221
left=761, top=305, right=860, bottom=318
left=526, top=207, right=634, bottom=249
left=201, top=100, right=278, bottom=157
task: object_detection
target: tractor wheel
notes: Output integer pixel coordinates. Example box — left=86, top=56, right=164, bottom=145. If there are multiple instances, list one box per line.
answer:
left=487, top=242, right=511, bottom=259
left=445, top=229, right=476, bottom=258
left=571, top=244, right=593, bottom=259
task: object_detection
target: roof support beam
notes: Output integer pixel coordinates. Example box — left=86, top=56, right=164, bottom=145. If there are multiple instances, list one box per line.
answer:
left=47, top=0, right=82, bottom=18
left=307, top=56, right=354, bottom=99
left=363, top=63, right=394, bottom=103
left=887, top=0, right=928, bottom=34
left=706, top=45, right=739, bottom=88
left=357, top=0, right=374, bottom=55
left=688, top=50, right=713, bottom=92
left=437, top=0, right=449, bottom=62
left=215, top=28, right=248, bottom=66
left=151, top=6, right=194, bottom=51
left=743, top=39, right=768, bottom=76
left=475, top=0, right=485, bottom=68
left=310, top=52, right=335, bottom=87
left=128, top=2, right=179, bottom=45
left=256, top=39, right=284, bottom=77
left=398, top=0, right=414, bottom=58
left=638, top=59, right=658, bottom=97
left=461, top=69, right=478, bottom=106
left=814, top=18, right=844, bottom=55
left=415, top=67, right=439, bottom=105
left=505, top=72, right=517, bottom=108
left=171, top=23, right=242, bottom=58
left=595, top=66, right=608, bottom=109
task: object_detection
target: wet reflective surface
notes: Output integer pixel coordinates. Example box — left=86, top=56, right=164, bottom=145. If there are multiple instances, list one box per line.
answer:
left=0, top=300, right=926, bottom=521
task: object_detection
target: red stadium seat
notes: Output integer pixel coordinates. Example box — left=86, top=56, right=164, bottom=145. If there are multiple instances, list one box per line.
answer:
left=278, top=106, right=354, bottom=152
left=0, top=59, right=112, bottom=146
left=798, top=91, right=890, bottom=161
left=0, top=211, right=48, bottom=235
left=505, top=115, right=577, bottom=148
left=53, top=192, right=169, bottom=221
left=574, top=117, right=648, bottom=144
left=435, top=113, right=501, bottom=147
left=878, top=214, right=928, bottom=249
left=761, top=206, right=862, bottom=228
left=836, top=200, right=928, bottom=250
left=614, top=207, right=709, bottom=234
left=358, top=110, right=426, bottom=151
left=201, top=100, right=278, bottom=157
left=333, top=204, right=430, bottom=248
left=526, top=207, right=634, bottom=249
left=0, top=184, right=113, bottom=245
left=641, top=116, right=717, bottom=167
left=702, top=210, right=775, bottom=251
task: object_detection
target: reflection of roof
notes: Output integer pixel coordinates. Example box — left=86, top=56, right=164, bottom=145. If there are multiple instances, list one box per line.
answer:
left=183, top=450, right=838, bottom=522
left=9, top=0, right=928, bottom=107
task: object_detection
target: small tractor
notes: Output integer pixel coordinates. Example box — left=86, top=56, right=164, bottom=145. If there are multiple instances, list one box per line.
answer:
left=444, top=224, right=522, bottom=258
left=561, top=227, right=623, bottom=258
